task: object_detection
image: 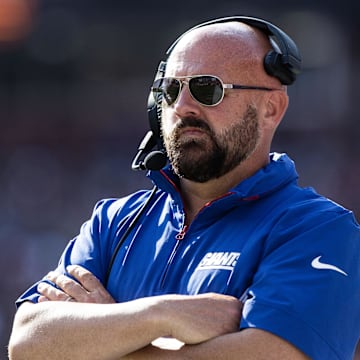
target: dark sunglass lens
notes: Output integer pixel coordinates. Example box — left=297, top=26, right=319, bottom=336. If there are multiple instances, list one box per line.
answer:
left=162, top=78, right=181, bottom=105
left=189, top=76, right=223, bottom=105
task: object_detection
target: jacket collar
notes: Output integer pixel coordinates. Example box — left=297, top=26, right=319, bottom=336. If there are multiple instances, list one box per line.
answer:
left=148, top=152, right=298, bottom=202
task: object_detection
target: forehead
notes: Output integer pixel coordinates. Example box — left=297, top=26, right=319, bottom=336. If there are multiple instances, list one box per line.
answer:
left=165, top=23, right=267, bottom=77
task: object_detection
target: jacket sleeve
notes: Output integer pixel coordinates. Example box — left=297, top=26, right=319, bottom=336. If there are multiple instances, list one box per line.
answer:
left=240, top=207, right=360, bottom=360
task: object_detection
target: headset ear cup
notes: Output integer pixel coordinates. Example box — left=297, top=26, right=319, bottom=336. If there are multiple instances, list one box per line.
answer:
left=264, top=50, right=296, bottom=85
left=147, top=60, right=167, bottom=150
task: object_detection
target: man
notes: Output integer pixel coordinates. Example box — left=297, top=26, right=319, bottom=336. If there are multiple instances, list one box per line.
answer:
left=8, top=16, right=360, bottom=360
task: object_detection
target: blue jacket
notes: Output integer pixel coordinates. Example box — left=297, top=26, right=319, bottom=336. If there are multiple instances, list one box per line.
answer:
left=17, top=153, right=360, bottom=360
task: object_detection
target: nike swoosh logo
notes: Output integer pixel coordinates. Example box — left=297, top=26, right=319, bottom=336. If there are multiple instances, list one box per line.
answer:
left=311, top=256, right=348, bottom=276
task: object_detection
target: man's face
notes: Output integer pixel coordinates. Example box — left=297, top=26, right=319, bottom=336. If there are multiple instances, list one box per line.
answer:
left=159, top=23, right=286, bottom=183
left=160, top=29, right=264, bottom=183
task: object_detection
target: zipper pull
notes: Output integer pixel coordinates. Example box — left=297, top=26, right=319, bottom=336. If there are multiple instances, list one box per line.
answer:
left=175, top=225, right=188, bottom=240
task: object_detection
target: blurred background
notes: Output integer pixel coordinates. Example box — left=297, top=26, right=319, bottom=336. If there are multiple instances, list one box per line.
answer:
left=0, top=0, right=359, bottom=358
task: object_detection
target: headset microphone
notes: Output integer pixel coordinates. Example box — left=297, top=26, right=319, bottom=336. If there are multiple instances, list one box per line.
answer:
left=131, top=130, right=167, bottom=171
left=143, top=150, right=167, bottom=170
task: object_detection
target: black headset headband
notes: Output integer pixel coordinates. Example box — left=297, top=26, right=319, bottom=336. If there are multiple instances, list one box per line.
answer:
left=165, top=16, right=301, bottom=85
left=133, top=15, right=302, bottom=171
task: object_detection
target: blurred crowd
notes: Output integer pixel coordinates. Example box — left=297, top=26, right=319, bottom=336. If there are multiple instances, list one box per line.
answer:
left=0, top=0, right=359, bottom=358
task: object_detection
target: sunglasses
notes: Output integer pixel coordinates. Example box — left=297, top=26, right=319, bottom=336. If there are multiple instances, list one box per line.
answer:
left=151, top=75, right=278, bottom=107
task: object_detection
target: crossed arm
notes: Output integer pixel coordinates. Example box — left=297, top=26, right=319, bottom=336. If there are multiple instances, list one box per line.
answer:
left=8, top=266, right=310, bottom=360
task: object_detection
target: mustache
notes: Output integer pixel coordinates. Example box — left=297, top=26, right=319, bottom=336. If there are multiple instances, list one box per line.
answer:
left=175, top=117, right=212, bottom=133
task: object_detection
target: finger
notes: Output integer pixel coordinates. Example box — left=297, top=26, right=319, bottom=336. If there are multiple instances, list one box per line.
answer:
left=45, top=270, right=59, bottom=283
left=47, top=272, right=88, bottom=300
left=66, top=265, right=104, bottom=293
left=66, top=265, right=115, bottom=303
left=37, top=282, right=70, bottom=302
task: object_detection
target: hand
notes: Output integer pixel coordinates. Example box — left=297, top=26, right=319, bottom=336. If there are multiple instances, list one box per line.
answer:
left=158, top=292, right=243, bottom=345
left=37, top=265, right=115, bottom=304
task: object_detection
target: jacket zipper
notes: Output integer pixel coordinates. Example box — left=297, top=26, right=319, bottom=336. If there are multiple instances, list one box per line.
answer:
left=160, top=225, right=188, bottom=289
left=175, top=225, right=188, bottom=240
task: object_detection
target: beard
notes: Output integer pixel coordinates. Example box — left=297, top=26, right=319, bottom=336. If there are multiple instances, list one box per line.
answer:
left=163, top=104, right=259, bottom=183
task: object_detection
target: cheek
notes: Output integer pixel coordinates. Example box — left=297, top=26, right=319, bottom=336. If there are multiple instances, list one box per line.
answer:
left=160, top=108, right=176, bottom=137
left=209, top=106, right=243, bottom=133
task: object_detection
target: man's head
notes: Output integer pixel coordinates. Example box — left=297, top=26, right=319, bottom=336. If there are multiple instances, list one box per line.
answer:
left=157, top=20, right=291, bottom=183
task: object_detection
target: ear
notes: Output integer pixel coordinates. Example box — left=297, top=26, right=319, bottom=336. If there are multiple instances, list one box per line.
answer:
left=263, top=89, right=289, bottom=129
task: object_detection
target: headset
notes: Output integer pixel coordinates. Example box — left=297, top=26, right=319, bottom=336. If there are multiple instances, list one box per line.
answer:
left=106, top=16, right=302, bottom=284
left=131, top=15, right=302, bottom=172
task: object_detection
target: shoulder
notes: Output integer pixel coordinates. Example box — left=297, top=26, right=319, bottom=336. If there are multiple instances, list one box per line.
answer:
left=263, top=190, right=359, bottom=268
left=278, top=185, right=357, bottom=229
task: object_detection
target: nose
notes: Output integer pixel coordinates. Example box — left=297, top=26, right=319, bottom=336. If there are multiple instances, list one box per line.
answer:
left=173, top=83, right=202, bottom=118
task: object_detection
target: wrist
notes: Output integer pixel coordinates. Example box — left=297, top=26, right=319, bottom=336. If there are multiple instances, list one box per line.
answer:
left=147, top=294, right=180, bottom=338
left=137, top=295, right=174, bottom=339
